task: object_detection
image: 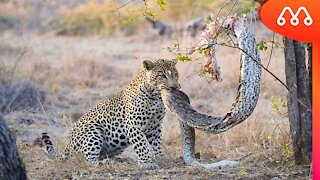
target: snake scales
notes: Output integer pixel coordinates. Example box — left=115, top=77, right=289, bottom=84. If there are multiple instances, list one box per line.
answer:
left=161, top=17, right=261, bottom=168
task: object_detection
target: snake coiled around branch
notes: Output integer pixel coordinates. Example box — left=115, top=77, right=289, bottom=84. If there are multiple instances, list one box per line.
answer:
left=161, top=17, right=261, bottom=168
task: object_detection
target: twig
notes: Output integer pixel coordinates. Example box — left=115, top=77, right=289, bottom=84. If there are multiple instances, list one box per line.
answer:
left=169, top=12, right=310, bottom=111
left=266, top=32, right=275, bottom=69
left=37, top=97, right=47, bottom=117
left=263, top=141, right=293, bottom=162
left=227, top=34, right=237, bottom=46
left=10, top=50, right=26, bottom=81
left=111, top=0, right=136, bottom=13
left=182, top=69, right=201, bottom=83
left=217, top=43, right=289, bottom=91
left=215, top=0, right=234, bottom=23
left=214, top=0, right=238, bottom=45
left=171, top=41, right=311, bottom=111
left=170, top=41, right=290, bottom=94
left=36, top=96, right=56, bottom=126
left=216, top=43, right=311, bottom=111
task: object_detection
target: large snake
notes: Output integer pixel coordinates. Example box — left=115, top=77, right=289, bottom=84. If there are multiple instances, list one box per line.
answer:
left=161, top=17, right=261, bottom=168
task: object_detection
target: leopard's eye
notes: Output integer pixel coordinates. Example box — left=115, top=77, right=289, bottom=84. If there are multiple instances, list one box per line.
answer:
left=160, top=74, right=167, bottom=79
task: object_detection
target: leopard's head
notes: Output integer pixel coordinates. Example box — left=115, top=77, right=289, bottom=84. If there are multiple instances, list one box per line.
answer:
left=143, top=59, right=180, bottom=90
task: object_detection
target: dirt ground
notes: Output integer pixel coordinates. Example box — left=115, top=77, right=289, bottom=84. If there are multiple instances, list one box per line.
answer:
left=0, top=22, right=311, bottom=179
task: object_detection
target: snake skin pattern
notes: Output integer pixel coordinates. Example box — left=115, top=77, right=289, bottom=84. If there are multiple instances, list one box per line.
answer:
left=161, top=17, right=261, bottom=168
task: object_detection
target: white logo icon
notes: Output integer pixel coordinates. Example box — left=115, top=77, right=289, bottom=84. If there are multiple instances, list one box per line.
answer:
left=277, top=6, right=313, bottom=26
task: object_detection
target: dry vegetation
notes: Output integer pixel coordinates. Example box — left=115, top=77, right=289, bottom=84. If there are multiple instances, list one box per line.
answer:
left=0, top=0, right=310, bottom=179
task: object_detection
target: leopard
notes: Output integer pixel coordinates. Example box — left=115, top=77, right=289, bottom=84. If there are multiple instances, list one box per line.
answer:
left=42, top=59, right=180, bottom=169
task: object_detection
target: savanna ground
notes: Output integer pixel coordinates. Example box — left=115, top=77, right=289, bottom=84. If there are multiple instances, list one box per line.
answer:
left=0, top=0, right=311, bottom=179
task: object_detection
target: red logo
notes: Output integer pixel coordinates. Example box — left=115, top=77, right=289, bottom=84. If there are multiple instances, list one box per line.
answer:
left=259, top=0, right=320, bottom=42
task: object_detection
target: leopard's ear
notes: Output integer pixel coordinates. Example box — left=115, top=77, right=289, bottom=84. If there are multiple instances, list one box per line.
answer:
left=143, top=60, right=154, bottom=71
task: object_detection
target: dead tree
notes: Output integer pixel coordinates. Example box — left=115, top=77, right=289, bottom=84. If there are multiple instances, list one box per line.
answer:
left=0, top=114, right=27, bottom=180
left=283, top=38, right=312, bottom=165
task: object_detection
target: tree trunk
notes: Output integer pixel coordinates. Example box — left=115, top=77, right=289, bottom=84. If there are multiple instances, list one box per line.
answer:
left=0, top=114, right=27, bottom=180
left=294, top=41, right=312, bottom=164
left=306, top=43, right=312, bottom=104
left=283, top=38, right=302, bottom=164
left=283, top=38, right=312, bottom=165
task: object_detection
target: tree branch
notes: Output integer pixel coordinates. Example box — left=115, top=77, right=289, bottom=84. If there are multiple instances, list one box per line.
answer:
left=169, top=40, right=310, bottom=111
left=216, top=43, right=311, bottom=112
left=111, top=0, right=136, bottom=13
left=266, top=32, right=275, bottom=69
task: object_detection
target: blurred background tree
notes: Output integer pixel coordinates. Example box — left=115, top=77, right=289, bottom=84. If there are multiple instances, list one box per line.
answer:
left=0, top=114, right=27, bottom=180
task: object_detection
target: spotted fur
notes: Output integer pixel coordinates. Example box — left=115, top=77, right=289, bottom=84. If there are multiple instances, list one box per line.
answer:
left=42, top=59, right=180, bottom=169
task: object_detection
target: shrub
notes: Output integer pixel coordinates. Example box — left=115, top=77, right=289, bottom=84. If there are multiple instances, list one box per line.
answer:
left=56, top=1, right=139, bottom=36
left=162, top=0, right=257, bottom=21
left=0, top=81, right=45, bottom=114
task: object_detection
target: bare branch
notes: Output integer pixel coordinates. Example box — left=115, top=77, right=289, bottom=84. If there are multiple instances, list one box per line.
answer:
left=111, top=0, right=136, bottom=13
left=169, top=39, right=310, bottom=111
left=216, top=43, right=311, bottom=111
left=10, top=49, right=26, bottom=80
left=214, top=0, right=234, bottom=23
left=266, top=32, right=275, bottom=69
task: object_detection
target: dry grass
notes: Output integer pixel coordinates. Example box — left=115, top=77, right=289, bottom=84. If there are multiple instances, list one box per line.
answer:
left=0, top=22, right=310, bottom=179
left=0, top=81, right=45, bottom=114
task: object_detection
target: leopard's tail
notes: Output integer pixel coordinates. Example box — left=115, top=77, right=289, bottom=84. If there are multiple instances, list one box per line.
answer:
left=42, top=132, right=57, bottom=159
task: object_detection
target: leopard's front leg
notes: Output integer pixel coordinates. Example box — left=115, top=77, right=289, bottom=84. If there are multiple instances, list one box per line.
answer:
left=145, top=118, right=164, bottom=160
left=128, top=125, right=159, bottom=169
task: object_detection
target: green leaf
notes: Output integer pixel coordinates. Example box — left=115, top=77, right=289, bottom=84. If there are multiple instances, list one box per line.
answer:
left=242, top=1, right=256, bottom=15
left=199, top=71, right=206, bottom=77
left=272, top=41, right=281, bottom=48
left=279, top=98, right=285, bottom=103
left=143, top=10, right=157, bottom=19
left=270, top=96, right=275, bottom=103
left=203, top=15, right=214, bottom=24
left=272, top=104, right=279, bottom=111
left=173, top=54, right=192, bottom=62
left=157, top=0, right=168, bottom=10
left=281, top=102, right=287, bottom=108
left=123, top=17, right=135, bottom=24
left=257, top=41, right=268, bottom=51
left=242, top=7, right=251, bottom=15
left=283, top=143, right=290, bottom=157
left=138, top=1, right=158, bottom=19
left=239, top=171, right=249, bottom=175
